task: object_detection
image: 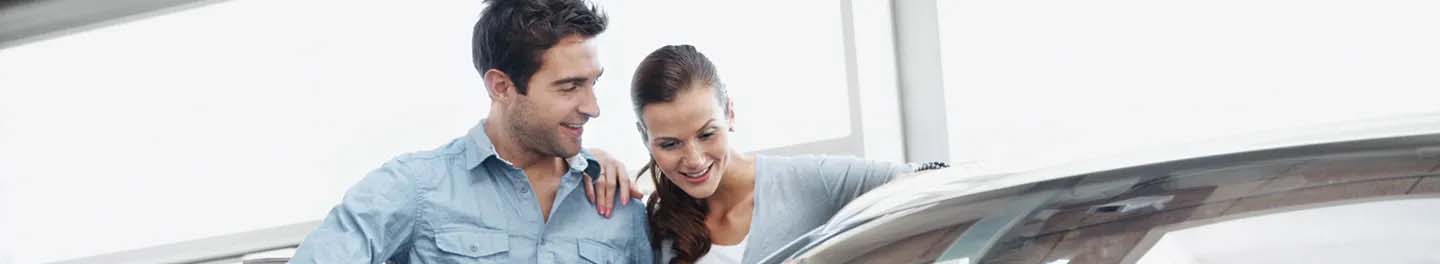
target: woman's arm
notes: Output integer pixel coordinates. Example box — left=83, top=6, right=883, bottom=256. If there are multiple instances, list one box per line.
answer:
left=813, top=157, right=950, bottom=208
left=811, top=156, right=902, bottom=208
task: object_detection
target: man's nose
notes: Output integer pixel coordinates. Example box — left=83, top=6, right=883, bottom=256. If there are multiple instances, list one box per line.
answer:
left=578, top=86, right=600, bottom=118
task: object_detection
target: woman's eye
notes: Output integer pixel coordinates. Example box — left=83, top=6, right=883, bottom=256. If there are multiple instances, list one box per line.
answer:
left=699, top=132, right=715, bottom=140
left=658, top=141, right=678, bottom=149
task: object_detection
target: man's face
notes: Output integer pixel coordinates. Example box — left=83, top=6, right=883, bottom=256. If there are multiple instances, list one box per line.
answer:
left=506, top=35, right=602, bottom=158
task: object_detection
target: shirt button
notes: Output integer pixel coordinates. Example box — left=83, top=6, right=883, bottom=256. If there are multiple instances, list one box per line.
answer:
left=519, top=187, right=529, bottom=193
left=469, top=245, right=478, bottom=252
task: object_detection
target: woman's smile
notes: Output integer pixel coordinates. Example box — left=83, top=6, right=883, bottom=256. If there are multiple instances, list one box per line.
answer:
left=679, top=162, right=714, bottom=184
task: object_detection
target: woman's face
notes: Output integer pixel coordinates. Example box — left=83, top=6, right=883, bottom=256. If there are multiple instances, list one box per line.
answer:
left=640, top=84, right=733, bottom=199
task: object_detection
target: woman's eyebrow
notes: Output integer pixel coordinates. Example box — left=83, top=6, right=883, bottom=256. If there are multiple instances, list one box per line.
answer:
left=652, top=118, right=719, bottom=143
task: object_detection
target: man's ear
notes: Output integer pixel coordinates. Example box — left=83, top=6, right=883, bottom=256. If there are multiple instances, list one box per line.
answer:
left=483, top=69, right=514, bottom=102
left=725, top=98, right=736, bottom=132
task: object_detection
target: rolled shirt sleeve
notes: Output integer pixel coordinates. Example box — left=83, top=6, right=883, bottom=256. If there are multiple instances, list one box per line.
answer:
left=291, top=160, right=420, bottom=264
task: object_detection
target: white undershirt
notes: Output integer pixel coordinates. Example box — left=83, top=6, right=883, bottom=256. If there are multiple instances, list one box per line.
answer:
left=694, top=235, right=748, bottom=264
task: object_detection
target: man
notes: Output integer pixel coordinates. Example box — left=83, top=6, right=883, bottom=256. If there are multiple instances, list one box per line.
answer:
left=290, top=0, right=650, bottom=262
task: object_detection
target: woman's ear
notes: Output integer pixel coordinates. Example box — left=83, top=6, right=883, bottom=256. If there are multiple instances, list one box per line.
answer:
left=725, top=98, right=736, bottom=132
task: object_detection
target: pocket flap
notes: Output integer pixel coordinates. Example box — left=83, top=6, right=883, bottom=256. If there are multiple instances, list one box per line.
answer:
left=578, top=239, right=614, bottom=263
left=435, top=231, right=508, bottom=258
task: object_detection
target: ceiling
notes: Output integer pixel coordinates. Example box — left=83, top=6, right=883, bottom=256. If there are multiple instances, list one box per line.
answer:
left=0, top=0, right=221, bottom=49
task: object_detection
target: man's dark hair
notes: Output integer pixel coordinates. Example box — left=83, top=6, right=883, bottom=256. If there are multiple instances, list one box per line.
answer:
left=473, top=0, right=607, bottom=95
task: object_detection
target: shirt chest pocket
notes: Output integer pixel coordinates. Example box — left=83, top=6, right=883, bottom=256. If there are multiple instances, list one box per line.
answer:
left=434, top=231, right=509, bottom=262
left=578, top=239, right=622, bottom=264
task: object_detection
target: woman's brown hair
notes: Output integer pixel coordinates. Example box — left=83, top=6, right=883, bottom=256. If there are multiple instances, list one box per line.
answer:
left=631, top=45, right=728, bottom=264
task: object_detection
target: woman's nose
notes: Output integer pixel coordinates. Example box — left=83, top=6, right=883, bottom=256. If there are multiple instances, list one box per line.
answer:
left=681, top=145, right=706, bottom=169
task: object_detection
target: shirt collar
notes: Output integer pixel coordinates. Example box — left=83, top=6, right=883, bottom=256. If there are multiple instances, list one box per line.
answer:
left=465, top=119, right=599, bottom=176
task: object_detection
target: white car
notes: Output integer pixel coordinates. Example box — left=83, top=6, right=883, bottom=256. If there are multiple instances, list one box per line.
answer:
left=760, top=114, right=1440, bottom=264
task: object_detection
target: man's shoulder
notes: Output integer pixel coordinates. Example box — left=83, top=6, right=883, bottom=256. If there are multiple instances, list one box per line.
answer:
left=613, top=200, right=649, bottom=219
left=393, top=137, right=470, bottom=162
left=375, top=137, right=474, bottom=185
left=608, top=201, right=654, bottom=247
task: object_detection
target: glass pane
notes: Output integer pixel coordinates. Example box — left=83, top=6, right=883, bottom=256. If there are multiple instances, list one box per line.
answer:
left=936, top=0, right=1440, bottom=174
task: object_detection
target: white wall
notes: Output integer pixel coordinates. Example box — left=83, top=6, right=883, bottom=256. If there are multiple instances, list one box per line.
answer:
left=0, top=0, right=858, bottom=263
left=0, top=1, right=488, bottom=262
left=938, top=0, right=1440, bottom=174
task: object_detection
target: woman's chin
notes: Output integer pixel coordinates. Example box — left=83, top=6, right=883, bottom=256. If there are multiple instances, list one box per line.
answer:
left=678, top=184, right=719, bottom=199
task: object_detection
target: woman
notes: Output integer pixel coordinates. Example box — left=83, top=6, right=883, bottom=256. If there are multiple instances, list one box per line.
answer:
left=630, top=45, right=944, bottom=263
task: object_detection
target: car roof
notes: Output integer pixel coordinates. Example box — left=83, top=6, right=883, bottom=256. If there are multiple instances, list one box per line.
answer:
left=762, top=113, right=1440, bottom=263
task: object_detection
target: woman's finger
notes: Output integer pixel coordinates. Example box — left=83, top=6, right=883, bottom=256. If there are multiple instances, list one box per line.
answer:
left=598, top=163, right=614, bottom=218
left=582, top=172, right=597, bottom=206
left=616, top=163, right=632, bottom=206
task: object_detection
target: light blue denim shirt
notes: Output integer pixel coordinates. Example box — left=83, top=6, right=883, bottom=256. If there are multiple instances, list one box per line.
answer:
left=291, top=120, right=652, bottom=264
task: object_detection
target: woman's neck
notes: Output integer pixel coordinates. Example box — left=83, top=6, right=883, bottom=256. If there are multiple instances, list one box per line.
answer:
left=706, top=151, right=756, bottom=212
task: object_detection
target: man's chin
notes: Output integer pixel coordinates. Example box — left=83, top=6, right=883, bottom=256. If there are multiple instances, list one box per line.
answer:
left=555, top=141, right=582, bottom=158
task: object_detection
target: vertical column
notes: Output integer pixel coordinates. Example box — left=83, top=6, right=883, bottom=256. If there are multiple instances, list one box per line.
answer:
left=892, top=0, right=951, bottom=163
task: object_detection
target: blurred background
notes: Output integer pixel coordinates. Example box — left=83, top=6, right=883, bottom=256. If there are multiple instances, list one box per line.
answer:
left=1, top=0, right=1438, bottom=263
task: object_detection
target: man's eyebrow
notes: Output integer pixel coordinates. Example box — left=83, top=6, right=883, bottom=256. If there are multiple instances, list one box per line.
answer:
left=550, top=69, right=604, bottom=86
left=696, top=119, right=717, bottom=133
left=550, top=76, right=589, bottom=86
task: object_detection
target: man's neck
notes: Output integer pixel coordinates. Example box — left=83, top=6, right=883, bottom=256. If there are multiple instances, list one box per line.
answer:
left=484, top=119, right=558, bottom=170
left=486, top=118, right=568, bottom=222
